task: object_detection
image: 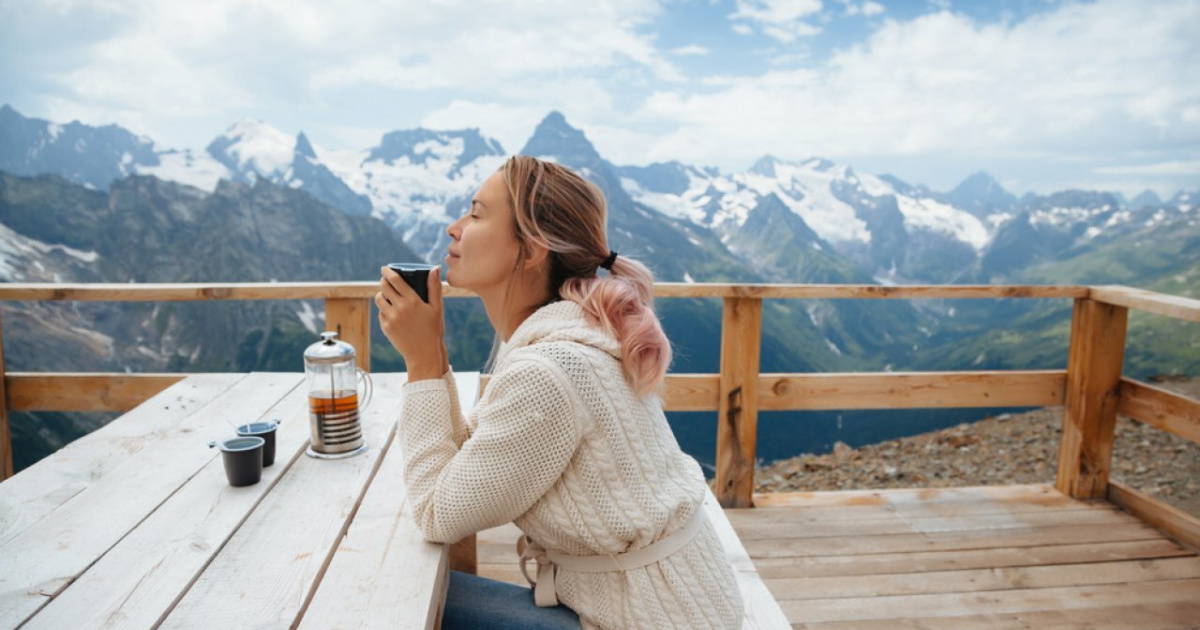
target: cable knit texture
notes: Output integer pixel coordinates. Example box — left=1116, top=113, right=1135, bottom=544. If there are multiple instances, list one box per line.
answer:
left=400, top=300, right=744, bottom=629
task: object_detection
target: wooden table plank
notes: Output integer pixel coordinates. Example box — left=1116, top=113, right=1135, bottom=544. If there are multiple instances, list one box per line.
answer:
left=744, top=522, right=1163, bottom=558
left=781, top=578, right=1200, bottom=623
left=158, top=373, right=407, bottom=629
left=21, top=381, right=310, bottom=630
left=0, top=373, right=301, bottom=629
left=750, top=539, right=1195, bottom=579
left=299, top=373, right=481, bottom=630
left=0, top=373, right=244, bottom=546
left=766, top=556, right=1200, bottom=601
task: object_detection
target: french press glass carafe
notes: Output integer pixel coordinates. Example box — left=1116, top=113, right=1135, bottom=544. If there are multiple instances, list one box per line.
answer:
left=303, top=331, right=373, bottom=459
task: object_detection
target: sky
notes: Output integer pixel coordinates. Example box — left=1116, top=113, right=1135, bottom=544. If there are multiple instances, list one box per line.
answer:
left=1, top=0, right=1198, bottom=198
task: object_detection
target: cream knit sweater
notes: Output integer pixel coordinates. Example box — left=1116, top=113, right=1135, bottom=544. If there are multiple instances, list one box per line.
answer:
left=399, top=300, right=744, bottom=629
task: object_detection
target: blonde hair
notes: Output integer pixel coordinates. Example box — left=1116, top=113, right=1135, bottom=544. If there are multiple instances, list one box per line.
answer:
left=500, top=155, right=671, bottom=395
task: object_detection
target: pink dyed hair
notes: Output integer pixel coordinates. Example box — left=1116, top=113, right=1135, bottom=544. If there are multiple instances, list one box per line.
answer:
left=501, top=156, right=671, bottom=395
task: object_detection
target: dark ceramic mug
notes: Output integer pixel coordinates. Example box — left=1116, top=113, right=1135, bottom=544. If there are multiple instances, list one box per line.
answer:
left=236, top=419, right=281, bottom=467
left=208, top=436, right=265, bottom=487
left=387, top=262, right=438, bottom=303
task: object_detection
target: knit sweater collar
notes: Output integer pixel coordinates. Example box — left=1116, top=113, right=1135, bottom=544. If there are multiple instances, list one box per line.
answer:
left=497, top=300, right=621, bottom=365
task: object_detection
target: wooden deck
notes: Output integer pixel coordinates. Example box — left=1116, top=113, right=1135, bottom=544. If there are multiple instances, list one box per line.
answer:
left=477, top=484, right=1200, bottom=629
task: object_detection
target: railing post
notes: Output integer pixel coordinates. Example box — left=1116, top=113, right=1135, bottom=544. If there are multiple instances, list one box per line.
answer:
left=0, top=310, right=12, bottom=480
left=324, top=298, right=371, bottom=371
left=1056, top=298, right=1128, bottom=498
left=715, top=297, right=762, bottom=508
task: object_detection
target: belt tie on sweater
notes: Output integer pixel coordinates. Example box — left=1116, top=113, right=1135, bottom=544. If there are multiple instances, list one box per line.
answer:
left=516, top=508, right=707, bottom=608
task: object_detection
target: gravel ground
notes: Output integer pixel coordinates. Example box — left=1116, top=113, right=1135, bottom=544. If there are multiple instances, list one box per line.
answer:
left=755, top=377, right=1200, bottom=517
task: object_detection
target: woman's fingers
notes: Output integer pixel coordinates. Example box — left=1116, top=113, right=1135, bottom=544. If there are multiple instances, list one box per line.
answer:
left=427, top=267, right=443, bottom=310
left=379, top=267, right=406, bottom=303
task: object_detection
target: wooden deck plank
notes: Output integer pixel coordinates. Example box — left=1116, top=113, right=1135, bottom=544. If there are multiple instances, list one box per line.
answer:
left=733, top=506, right=1136, bottom=540
left=765, top=556, right=1200, bottom=601
left=0, top=373, right=301, bottom=630
left=158, top=374, right=405, bottom=630
left=730, top=495, right=1112, bottom=526
left=0, top=373, right=244, bottom=546
left=751, top=484, right=1078, bottom=509
left=749, top=539, right=1195, bottom=579
left=20, top=382, right=311, bottom=630
left=744, top=521, right=1163, bottom=558
left=780, top=578, right=1200, bottom=623
left=793, top=600, right=1200, bottom=630
left=299, top=373, right=481, bottom=630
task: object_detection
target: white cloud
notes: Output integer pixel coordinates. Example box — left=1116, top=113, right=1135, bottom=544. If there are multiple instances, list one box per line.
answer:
left=861, top=1, right=885, bottom=17
left=11, top=0, right=679, bottom=144
left=730, top=0, right=824, bottom=41
left=639, top=0, right=1200, bottom=171
left=671, top=44, right=711, bottom=56
left=1094, top=161, right=1200, bottom=177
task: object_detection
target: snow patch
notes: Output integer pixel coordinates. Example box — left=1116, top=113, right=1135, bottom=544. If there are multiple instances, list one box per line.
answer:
left=0, top=222, right=100, bottom=279
left=138, top=150, right=232, bottom=191
left=895, top=196, right=990, bottom=251
left=220, top=120, right=296, bottom=176
left=296, top=302, right=321, bottom=334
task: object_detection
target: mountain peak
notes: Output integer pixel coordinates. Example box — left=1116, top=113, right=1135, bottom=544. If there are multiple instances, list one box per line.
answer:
left=294, top=132, right=316, bottom=159
left=946, top=170, right=1017, bottom=215
left=206, top=119, right=295, bottom=177
left=750, top=155, right=782, bottom=177
left=1130, top=189, right=1162, bottom=209
left=519, top=112, right=600, bottom=167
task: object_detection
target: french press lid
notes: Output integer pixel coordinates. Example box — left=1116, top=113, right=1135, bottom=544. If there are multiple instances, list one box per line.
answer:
left=303, top=331, right=357, bottom=364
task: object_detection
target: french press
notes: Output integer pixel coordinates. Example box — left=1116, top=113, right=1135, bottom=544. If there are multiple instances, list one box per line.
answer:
left=303, top=331, right=373, bottom=459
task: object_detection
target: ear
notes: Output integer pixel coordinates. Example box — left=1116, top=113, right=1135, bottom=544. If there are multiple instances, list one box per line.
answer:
left=522, top=241, right=551, bottom=272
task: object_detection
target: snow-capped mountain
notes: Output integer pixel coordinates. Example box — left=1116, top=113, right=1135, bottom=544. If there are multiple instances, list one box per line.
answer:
left=0, top=104, right=158, bottom=191
left=3, top=104, right=1195, bottom=286
left=324, top=128, right=507, bottom=258
left=617, top=154, right=992, bottom=283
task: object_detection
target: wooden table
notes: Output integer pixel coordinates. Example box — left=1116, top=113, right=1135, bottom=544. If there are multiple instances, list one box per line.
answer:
left=0, top=371, right=480, bottom=630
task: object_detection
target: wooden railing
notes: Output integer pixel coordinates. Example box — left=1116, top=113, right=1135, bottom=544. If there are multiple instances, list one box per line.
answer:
left=1, top=282, right=1198, bottom=546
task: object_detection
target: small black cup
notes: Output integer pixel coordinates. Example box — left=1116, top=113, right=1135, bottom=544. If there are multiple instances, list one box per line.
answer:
left=236, top=419, right=281, bottom=467
left=209, top=436, right=265, bottom=487
left=387, top=262, right=438, bottom=303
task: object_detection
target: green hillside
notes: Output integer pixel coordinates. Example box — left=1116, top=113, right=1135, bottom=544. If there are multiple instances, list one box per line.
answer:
left=922, top=214, right=1199, bottom=379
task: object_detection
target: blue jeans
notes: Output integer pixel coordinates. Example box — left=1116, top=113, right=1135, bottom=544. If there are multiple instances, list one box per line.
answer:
left=442, top=571, right=582, bottom=630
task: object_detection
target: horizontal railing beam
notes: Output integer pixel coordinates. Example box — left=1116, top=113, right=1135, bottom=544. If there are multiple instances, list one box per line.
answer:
left=659, top=370, right=1066, bottom=412
left=6, top=373, right=186, bottom=412
left=1089, top=285, right=1200, bottom=323
left=758, top=370, right=1067, bottom=410
left=1118, top=377, right=1200, bottom=445
left=653, top=284, right=1089, bottom=299
left=0, top=282, right=1090, bottom=302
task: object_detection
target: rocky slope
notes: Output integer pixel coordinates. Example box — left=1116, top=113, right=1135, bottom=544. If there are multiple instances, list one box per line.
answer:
left=755, top=377, right=1200, bottom=517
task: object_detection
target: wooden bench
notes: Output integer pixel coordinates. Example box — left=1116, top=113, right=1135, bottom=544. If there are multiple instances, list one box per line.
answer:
left=702, top=487, right=792, bottom=629
left=474, top=488, right=790, bottom=629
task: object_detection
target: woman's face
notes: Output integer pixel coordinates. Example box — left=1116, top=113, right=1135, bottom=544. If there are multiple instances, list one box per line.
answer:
left=444, top=171, right=523, bottom=295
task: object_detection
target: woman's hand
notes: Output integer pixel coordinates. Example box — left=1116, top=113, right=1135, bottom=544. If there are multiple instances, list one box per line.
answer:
left=375, top=266, right=446, bottom=382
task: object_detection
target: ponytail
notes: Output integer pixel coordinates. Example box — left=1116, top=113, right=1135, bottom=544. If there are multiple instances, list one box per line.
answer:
left=559, top=255, right=670, bottom=395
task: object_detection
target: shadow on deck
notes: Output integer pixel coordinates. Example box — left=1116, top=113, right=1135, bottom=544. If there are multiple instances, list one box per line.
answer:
left=477, top=484, right=1200, bottom=629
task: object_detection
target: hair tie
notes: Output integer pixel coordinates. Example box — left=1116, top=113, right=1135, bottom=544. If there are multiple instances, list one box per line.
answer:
left=599, top=251, right=618, bottom=271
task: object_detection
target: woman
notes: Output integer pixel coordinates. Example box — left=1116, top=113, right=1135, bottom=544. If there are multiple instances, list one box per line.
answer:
left=376, top=156, right=744, bottom=629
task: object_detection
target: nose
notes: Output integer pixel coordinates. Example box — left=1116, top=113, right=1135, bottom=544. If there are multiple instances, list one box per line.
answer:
left=447, top=216, right=463, bottom=241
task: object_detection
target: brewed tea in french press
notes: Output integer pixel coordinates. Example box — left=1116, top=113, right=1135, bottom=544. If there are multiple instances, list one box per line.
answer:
left=303, top=331, right=373, bottom=459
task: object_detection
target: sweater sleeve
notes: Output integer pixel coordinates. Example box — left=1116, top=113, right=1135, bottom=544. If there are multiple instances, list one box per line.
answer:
left=399, top=356, right=581, bottom=544
left=442, top=368, right=472, bottom=445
